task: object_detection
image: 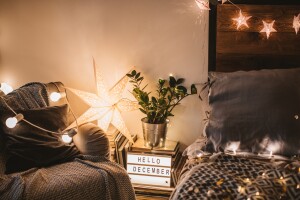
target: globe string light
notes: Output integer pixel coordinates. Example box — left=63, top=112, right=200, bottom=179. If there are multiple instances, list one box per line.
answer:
left=0, top=86, right=79, bottom=143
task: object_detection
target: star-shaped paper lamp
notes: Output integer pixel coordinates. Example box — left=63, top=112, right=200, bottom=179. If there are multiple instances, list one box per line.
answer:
left=195, top=0, right=210, bottom=10
left=293, top=14, right=300, bottom=34
left=66, top=62, right=138, bottom=143
left=222, top=0, right=228, bottom=4
left=232, top=10, right=252, bottom=30
left=260, top=20, right=277, bottom=39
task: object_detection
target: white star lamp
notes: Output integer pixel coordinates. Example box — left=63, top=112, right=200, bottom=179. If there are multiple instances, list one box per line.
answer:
left=293, top=14, right=300, bottom=35
left=66, top=62, right=138, bottom=143
left=232, top=10, right=252, bottom=30
left=260, top=20, right=277, bottom=39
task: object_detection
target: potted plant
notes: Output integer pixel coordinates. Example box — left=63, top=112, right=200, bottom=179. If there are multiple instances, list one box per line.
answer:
left=127, top=70, right=197, bottom=147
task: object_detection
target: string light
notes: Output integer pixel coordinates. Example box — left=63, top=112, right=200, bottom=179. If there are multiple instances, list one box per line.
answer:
left=293, top=13, right=300, bottom=34
left=0, top=83, right=13, bottom=95
left=6, top=114, right=24, bottom=128
left=50, top=92, right=64, bottom=102
left=232, top=10, right=252, bottom=30
left=260, top=20, right=277, bottom=39
left=0, top=88, right=79, bottom=143
left=195, top=0, right=210, bottom=10
left=61, top=128, right=77, bottom=143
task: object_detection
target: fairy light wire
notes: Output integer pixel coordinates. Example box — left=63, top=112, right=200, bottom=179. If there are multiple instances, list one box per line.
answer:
left=227, top=0, right=241, bottom=10
left=50, top=82, right=79, bottom=132
left=0, top=83, right=79, bottom=136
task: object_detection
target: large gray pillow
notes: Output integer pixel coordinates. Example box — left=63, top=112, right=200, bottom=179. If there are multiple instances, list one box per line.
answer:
left=205, top=68, right=300, bottom=156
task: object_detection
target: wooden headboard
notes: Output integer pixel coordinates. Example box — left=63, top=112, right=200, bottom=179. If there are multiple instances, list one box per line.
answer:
left=209, top=0, right=300, bottom=72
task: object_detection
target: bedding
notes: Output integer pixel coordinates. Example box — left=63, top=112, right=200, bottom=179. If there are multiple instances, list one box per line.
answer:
left=171, top=153, right=300, bottom=199
left=171, top=68, right=300, bottom=199
left=205, top=68, right=300, bottom=156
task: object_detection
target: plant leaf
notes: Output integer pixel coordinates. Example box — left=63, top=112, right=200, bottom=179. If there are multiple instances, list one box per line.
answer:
left=131, top=70, right=136, bottom=76
left=169, top=76, right=176, bottom=87
left=135, top=72, right=141, bottom=79
left=191, top=84, right=197, bottom=94
left=139, top=108, right=147, bottom=114
left=176, top=78, right=185, bottom=85
left=176, top=86, right=187, bottom=94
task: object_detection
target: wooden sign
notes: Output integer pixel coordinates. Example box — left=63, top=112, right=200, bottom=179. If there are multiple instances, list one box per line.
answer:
left=127, top=152, right=172, bottom=187
left=127, top=153, right=172, bottom=167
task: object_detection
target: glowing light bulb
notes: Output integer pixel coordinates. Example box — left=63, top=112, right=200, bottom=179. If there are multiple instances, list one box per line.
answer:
left=269, top=151, right=273, bottom=157
left=61, top=128, right=77, bottom=143
left=169, top=73, right=173, bottom=77
left=50, top=92, right=62, bottom=102
left=197, top=153, right=203, bottom=158
left=62, top=135, right=72, bottom=143
left=0, top=83, right=13, bottom=95
left=5, top=114, right=24, bottom=128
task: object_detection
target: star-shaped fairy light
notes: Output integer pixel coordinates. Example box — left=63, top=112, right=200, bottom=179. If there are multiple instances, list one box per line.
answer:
left=293, top=14, right=300, bottom=34
left=195, top=0, right=210, bottom=10
left=66, top=61, right=138, bottom=142
left=232, top=10, right=252, bottom=30
left=260, top=20, right=277, bottom=39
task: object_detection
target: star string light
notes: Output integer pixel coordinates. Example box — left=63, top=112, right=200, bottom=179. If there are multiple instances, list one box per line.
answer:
left=260, top=20, right=277, bottom=39
left=293, top=13, right=300, bottom=34
left=222, top=0, right=228, bottom=4
left=232, top=10, right=252, bottom=30
left=66, top=61, right=138, bottom=142
left=195, top=0, right=210, bottom=10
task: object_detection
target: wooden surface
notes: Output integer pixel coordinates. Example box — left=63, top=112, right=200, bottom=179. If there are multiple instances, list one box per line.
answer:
left=209, top=2, right=300, bottom=72
left=136, top=194, right=169, bottom=200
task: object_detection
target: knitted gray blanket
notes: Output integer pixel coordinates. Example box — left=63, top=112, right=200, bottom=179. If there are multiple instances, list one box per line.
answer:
left=0, top=82, right=135, bottom=200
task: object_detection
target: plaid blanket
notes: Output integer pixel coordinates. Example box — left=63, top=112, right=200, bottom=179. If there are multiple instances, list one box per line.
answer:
left=171, top=153, right=300, bottom=200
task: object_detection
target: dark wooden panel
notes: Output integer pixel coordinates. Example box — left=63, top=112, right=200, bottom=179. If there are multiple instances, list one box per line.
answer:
left=213, top=3, right=300, bottom=72
left=208, top=4, right=217, bottom=72
left=217, top=5, right=300, bottom=33
left=216, top=53, right=300, bottom=72
left=221, top=0, right=300, bottom=5
left=217, top=32, right=300, bottom=55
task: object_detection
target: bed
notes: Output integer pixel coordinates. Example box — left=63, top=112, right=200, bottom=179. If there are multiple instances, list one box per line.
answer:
left=171, top=1, right=300, bottom=199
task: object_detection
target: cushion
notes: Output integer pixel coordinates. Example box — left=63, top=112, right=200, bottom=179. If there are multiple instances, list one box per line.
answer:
left=73, top=123, right=109, bottom=159
left=0, top=104, right=81, bottom=174
left=205, top=68, right=300, bottom=156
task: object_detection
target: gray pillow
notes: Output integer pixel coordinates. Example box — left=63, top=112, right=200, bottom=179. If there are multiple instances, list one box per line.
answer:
left=73, top=123, right=109, bottom=159
left=205, top=68, right=300, bottom=156
left=0, top=104, right=81, bottom=174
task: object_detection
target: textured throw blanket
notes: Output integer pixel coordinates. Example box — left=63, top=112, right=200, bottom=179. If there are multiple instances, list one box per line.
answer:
left=0, top=82, right=135, bottom=200
left=0, top=156, right=135, bottom=200
left=171, top=153, right=300, bottom=200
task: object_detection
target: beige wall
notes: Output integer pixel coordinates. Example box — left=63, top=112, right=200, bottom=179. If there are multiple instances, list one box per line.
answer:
left=0, top=0, right=208, bottom=147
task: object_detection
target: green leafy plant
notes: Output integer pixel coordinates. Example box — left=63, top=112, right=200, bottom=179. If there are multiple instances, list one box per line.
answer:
left=126, top=70, right=197, bottom=124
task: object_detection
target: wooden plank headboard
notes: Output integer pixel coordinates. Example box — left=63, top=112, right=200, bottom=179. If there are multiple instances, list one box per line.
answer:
left=209, top=0, right=300, bottom=72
